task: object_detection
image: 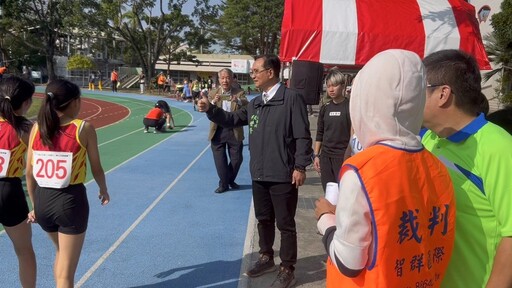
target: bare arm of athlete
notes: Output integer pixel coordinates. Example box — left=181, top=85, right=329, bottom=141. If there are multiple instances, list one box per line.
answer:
left=80, top=122, right=110, bottom=206
left=25, top=125, right=38, bottom=223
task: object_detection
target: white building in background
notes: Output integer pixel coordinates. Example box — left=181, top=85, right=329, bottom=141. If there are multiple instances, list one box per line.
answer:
left=468, top=0, right=504, bottom=110
left=154, top=53, right=254, bottom=87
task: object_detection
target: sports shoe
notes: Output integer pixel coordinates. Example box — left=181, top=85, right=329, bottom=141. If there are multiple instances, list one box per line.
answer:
left=144, top=129, right=149, bottom=133
left=153, top=130, right=157, bottom=134
left=270, top=266, right=296, bottom=288
left=245, top=254, right=276, bottom=277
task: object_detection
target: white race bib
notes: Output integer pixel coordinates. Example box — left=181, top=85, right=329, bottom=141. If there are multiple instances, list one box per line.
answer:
left=0, top=149, right=12, bottom=178
left=33, top=151, right=73, bottom=188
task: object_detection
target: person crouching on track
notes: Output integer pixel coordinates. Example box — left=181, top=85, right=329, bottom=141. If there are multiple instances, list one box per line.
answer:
left=143, top=102, right=167, bottom=133
left=0, top=76, right=37, bottom=288
left=156, top=100, right=175, bottom=129
left=26, top=79, right=110, bottom=288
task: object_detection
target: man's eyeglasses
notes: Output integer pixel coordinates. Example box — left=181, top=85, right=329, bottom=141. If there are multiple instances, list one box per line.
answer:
left=426, top=84, right=444, bottom=88
left=249, top=68, right=270, bottom=76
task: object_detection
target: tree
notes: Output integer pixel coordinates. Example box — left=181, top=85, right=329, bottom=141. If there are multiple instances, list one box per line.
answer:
left=213, top=0, right=283, bottom=55
left=188, top=0, right=219, bottom=53
left=486, top=0, right=512, bottom=105
left=1, top=0, right=99, bottom=81
left=98, top=0, right=193, bottom=86
left=67, top=55, right=95, bottom=70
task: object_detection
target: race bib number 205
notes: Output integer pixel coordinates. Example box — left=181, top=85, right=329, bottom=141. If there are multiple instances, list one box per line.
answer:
left=33, top=151, right=73, bottom=188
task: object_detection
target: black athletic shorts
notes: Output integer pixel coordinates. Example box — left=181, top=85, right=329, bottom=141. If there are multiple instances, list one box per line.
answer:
left=35, top=183, right=89, bottom=234
left=0, top=177, right=29, bottom=227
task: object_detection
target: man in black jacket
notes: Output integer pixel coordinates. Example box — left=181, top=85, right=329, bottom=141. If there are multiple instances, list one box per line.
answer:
left=198, top=54, right=312, bottom=288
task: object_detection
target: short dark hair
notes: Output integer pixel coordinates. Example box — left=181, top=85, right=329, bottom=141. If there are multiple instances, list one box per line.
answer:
left=254, top=54, right=281, bottom=78
left=423, top=49, right=487, bottom=116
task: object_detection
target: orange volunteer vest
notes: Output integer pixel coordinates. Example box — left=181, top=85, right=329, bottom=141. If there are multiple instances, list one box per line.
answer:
left=0, top=119, right=27, bottom=178
left=30, top=119, right=87, bottom=186
left=327, top=144, right=455, bottom=288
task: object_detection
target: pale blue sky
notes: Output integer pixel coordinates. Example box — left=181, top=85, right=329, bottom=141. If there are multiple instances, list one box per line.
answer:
left=153, top=0, right=222, bottom=16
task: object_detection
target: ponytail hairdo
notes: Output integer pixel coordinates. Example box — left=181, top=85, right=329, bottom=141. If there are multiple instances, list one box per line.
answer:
left=37, top=79, right=81, bottom=147
left=0, top=76, right=35, bottom=136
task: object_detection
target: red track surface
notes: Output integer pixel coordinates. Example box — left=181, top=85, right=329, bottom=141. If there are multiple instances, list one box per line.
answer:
left=34, top=93, right=129, bottom=128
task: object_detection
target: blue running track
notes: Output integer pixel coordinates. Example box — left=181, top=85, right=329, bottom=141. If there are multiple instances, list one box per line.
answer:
left=0, top=90, right=254, bottom=288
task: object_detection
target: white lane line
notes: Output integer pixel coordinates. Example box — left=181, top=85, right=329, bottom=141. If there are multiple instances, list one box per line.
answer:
left=76, top=143, right=211, bottom=287
left=237, top=201, right=256, bottom=288
left=97, top=110, right=191, bottom=147
left=82, top=99, right=103, bottom=120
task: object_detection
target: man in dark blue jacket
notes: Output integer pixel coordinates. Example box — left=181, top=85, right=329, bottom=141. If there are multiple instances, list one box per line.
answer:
left=198, top=54, right=312, bottom=288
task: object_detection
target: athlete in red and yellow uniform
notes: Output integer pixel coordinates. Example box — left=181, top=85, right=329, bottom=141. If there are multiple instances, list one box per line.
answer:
left=0, top=119, right=27, bottom=178
left=0, top=76, right=36, bottom=288
left=30, top=119, right=87, bottom=185
left=26, top=79, right=108, bottom=288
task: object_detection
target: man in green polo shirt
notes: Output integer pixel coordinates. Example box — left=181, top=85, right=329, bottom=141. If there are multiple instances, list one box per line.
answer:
left=421, top=49, right=512, bottom=287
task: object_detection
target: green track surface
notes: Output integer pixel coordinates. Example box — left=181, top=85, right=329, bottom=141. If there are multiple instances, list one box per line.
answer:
left=0, top=95, right=191, bottom=232
left=81, top=95, right=192, bottom=182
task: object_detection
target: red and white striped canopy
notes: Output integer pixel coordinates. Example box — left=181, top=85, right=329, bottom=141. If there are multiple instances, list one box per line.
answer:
left=280, top=0, right=491, bottom=70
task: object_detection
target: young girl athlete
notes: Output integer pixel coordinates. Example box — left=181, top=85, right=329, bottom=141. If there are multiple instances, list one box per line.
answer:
left=0, top=76, right=37, bottom=288
left=26, top=79, right=110, bottom=288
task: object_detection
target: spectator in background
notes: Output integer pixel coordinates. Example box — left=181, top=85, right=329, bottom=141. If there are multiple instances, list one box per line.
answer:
left=97, top=70, right=103, bottom=91
left=88, top=72, right=96, bottom=91
left=139, top=72, right=146, bottom=94
left=183, top=79, right=192, bottom=102
left=165, top=75, right=173, bottom=94
left=232, top=74, right=242, bottom=89
left=111, top=68, right=118, bottom=93
left=313, top=68, right=352, bottom=192
left=207, top=68, right=248, bottom=193
left=157, top=72, right=166, bottom=95
left=207, top=75, right=213, bottom=91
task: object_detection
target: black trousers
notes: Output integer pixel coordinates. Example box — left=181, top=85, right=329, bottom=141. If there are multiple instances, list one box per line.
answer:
left=111, top=80, right=118, bottom=92
left=143, top=118, right=165, bottom=131
left=252, top=180, right=298, bottom=268
left=211, top=128, right=243, bottom=189
left=319, top=154, right=345, bottom=192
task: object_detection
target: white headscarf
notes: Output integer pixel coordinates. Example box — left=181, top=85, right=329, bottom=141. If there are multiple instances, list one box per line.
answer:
left=350, top=49, right=426, bottom=150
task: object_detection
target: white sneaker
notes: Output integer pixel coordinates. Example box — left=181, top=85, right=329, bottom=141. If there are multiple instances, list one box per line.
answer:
left=144, top=130, right=148, bottom=133
left=153, top=130, right=157, bottom=134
